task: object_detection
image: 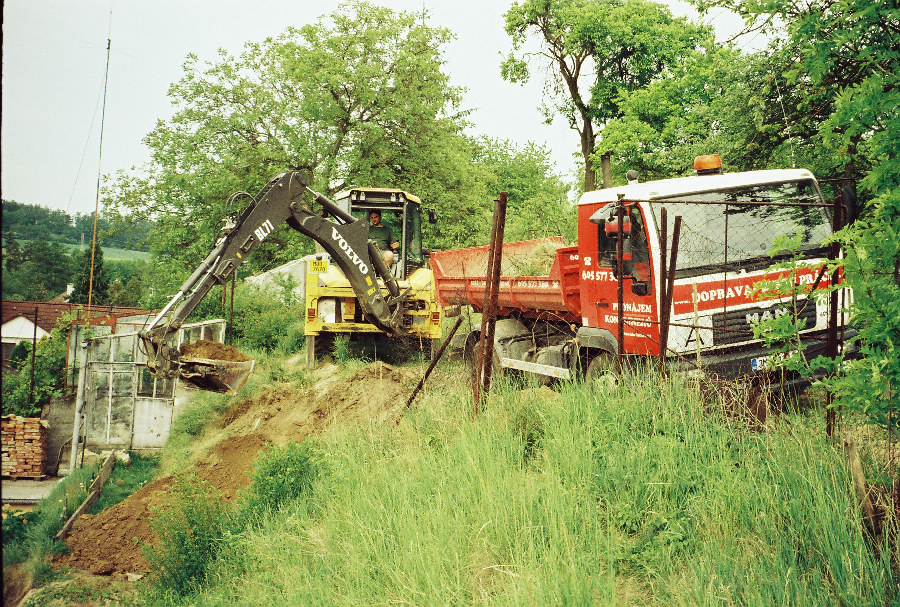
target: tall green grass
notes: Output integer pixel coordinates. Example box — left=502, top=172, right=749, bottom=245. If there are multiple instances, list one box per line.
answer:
left=140, top=362, right=893, bottom=605
left=89, top=454, right=160, bottom=514
left=2, top=465, right=98, bottom=586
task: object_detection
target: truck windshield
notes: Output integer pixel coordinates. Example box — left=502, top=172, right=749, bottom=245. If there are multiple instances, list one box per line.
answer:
left=651, top=179, right=832, bottom=278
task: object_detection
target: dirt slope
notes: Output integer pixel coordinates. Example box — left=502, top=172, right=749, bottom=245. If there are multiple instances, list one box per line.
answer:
left=54, top=361, right=416, bottom=576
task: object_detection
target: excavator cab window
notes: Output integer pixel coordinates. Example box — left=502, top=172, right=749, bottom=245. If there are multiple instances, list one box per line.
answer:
left=405, top=203, right=424, bottom=268
left=343, top=188, right=426, bottom=280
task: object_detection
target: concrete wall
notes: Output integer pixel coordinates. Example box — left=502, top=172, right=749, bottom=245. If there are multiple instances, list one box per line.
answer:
left=41, top=396, right=75, bottom=475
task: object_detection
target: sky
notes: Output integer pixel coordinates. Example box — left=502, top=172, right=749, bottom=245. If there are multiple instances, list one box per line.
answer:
left=1, top=0, right=757, bottom=216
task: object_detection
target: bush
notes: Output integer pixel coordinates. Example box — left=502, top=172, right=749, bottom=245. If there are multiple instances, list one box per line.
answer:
left=240, top=440, right=319, bottom=516
left=141, top=443, right=319, bottom=600
left=143, top=475, right=233, bottom=600
left=2, top=465, right=97, bottom=577
left=1, top=316, right=73, bottom=417
left=8, top=341, right=30, bottom=368
left=230, top=284, right=305, bottom=353
left=1, top=508, right=38, bottom=566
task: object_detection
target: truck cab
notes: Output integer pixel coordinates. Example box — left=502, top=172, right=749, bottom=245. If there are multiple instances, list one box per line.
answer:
left=577, top=163, right=844, bottom=379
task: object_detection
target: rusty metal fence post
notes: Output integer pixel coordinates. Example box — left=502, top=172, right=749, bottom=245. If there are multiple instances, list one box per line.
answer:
left=474, top=192, right=507, bottom=413
left=616, top=199, right=625, bottom=375
left=406, top=316, right=464, bottom=409
left=826, top=188, right=844, bottom=438
left=658, top=210, right=685, bottom=375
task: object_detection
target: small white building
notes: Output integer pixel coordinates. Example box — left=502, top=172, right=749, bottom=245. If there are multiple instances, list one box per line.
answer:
left=1, top=302, right=61, bottom=367
left=1, top=314, right=49, bottom=363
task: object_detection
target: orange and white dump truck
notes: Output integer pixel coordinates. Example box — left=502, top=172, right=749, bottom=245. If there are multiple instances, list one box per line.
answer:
left=432, top=156, right=851, bottom=384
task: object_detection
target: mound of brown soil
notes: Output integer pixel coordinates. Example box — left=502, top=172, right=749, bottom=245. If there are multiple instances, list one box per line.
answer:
left=223, top=361, right=414, bottom=445
left=55, top=361, right=416, bottom=576
left=53, top=477, right=174, bottom=575
left=3, top=564, right=29, bottom=607
left=180, top=339, right=251, bottom=361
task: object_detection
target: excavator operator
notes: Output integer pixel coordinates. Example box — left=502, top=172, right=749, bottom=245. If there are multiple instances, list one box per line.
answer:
left=369, top=210, right=399, bottom=267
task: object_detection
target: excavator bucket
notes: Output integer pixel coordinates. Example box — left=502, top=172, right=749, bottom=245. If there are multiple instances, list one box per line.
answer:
left=178, top=357, right=256, bottom=394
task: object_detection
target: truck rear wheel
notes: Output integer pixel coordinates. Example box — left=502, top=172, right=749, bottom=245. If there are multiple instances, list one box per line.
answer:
left=585, top=352, right=617, bottom=389
left=464, top=333, right=503, bottom=390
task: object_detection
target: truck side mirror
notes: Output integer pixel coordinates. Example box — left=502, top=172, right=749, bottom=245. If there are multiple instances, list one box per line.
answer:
left=605, top=218, right=635, bottom=278
left=631, top=281, right=648, bottom=296
left=604, top=216, right=632, bottom=237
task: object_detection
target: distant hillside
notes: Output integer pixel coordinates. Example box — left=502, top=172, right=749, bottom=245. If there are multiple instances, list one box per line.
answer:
left=1, top=199, right=153, bottom=252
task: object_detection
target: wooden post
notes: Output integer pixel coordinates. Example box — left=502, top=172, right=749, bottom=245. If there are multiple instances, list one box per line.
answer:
left=55, top=451, right=116, bottom=541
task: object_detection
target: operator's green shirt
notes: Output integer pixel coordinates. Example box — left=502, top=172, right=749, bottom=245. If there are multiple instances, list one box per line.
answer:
left=369, top=224, right=395, bottom=251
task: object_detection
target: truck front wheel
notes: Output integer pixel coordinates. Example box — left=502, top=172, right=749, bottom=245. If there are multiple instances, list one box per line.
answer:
left=585, top=352, right=617, bottom=389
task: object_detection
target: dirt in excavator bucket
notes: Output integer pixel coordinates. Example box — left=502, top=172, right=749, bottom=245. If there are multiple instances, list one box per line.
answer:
left=178, top=340, right=255, bottom=394
left=180, top=340, right=252, bottom=361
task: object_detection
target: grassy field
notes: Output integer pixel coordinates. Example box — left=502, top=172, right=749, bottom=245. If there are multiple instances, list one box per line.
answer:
left=1, top=238, right=150, bottom=262
left=57, top=242, right=150, bottom=261
left=140, top=354, right=895, bottom=606
left=7, top=349, right=895, bottom=606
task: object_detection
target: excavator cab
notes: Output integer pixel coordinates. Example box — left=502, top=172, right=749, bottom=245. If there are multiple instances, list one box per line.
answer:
left=335, top=188, right=425, bottom=280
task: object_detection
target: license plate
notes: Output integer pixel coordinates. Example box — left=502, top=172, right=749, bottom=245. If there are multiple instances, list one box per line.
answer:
left=309, top=259, right=329, bottom=273
left=751, top=351, right=791, bottom=372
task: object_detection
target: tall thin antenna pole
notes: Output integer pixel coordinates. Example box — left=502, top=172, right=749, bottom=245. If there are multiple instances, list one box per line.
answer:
left=87, top=16, right=113, bottom=318
left=774, top=78, right=796, bottom=169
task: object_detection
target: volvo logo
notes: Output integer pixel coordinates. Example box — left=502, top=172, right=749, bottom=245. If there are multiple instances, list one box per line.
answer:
left=330, top=227, right=369, bottom=275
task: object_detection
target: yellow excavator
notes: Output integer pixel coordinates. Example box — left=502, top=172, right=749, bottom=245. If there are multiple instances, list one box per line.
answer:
left=139, top=172, right=441, bottom=393
left=302, top=186, right=441, bottom=368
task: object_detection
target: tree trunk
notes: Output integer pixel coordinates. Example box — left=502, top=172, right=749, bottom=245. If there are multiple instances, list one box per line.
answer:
left=580, top=117, right=597, bottom=192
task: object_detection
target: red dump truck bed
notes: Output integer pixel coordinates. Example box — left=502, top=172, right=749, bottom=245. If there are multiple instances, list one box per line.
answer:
left=430, top=237, right=582, bottom=321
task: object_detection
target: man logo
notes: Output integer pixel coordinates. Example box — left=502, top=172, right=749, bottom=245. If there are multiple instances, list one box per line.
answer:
left=745, top=307, right=788, bottom=326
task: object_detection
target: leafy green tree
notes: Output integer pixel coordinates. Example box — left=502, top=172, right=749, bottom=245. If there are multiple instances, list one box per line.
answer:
left=3, top=239, right=73, bottom=301
left=108, top=278, right=126, bottom=307
left=694, top=0, right=899, bottom=433
left=106, top=259, right=147, bottom=285
left=1, top=200, right=72, bottom=243
left=69, top=245, right=110, bottom=305
left=471, top=137, right=575, bottom=243
left=502, top=0, right=714, bottom=191
left=1, top=321, right=71, bottom=417
left=8, top=341, right=31, bottom=369
left=3, top=232, right=24, bottom=272
left=105, top=273, right=145, bottom=308
left=600, top=48, right=793, bottom=180
left=1, top=199, right=152, bottom=251
left=122, top=274, right=146, bottom=307
left=105, top=1, right=475, bottom=272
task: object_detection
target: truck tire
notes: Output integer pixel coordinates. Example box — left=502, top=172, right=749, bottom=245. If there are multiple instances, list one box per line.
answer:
left=464, top=333, right=503, bottom=389
left=585, top=352, right=617, bottom=389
